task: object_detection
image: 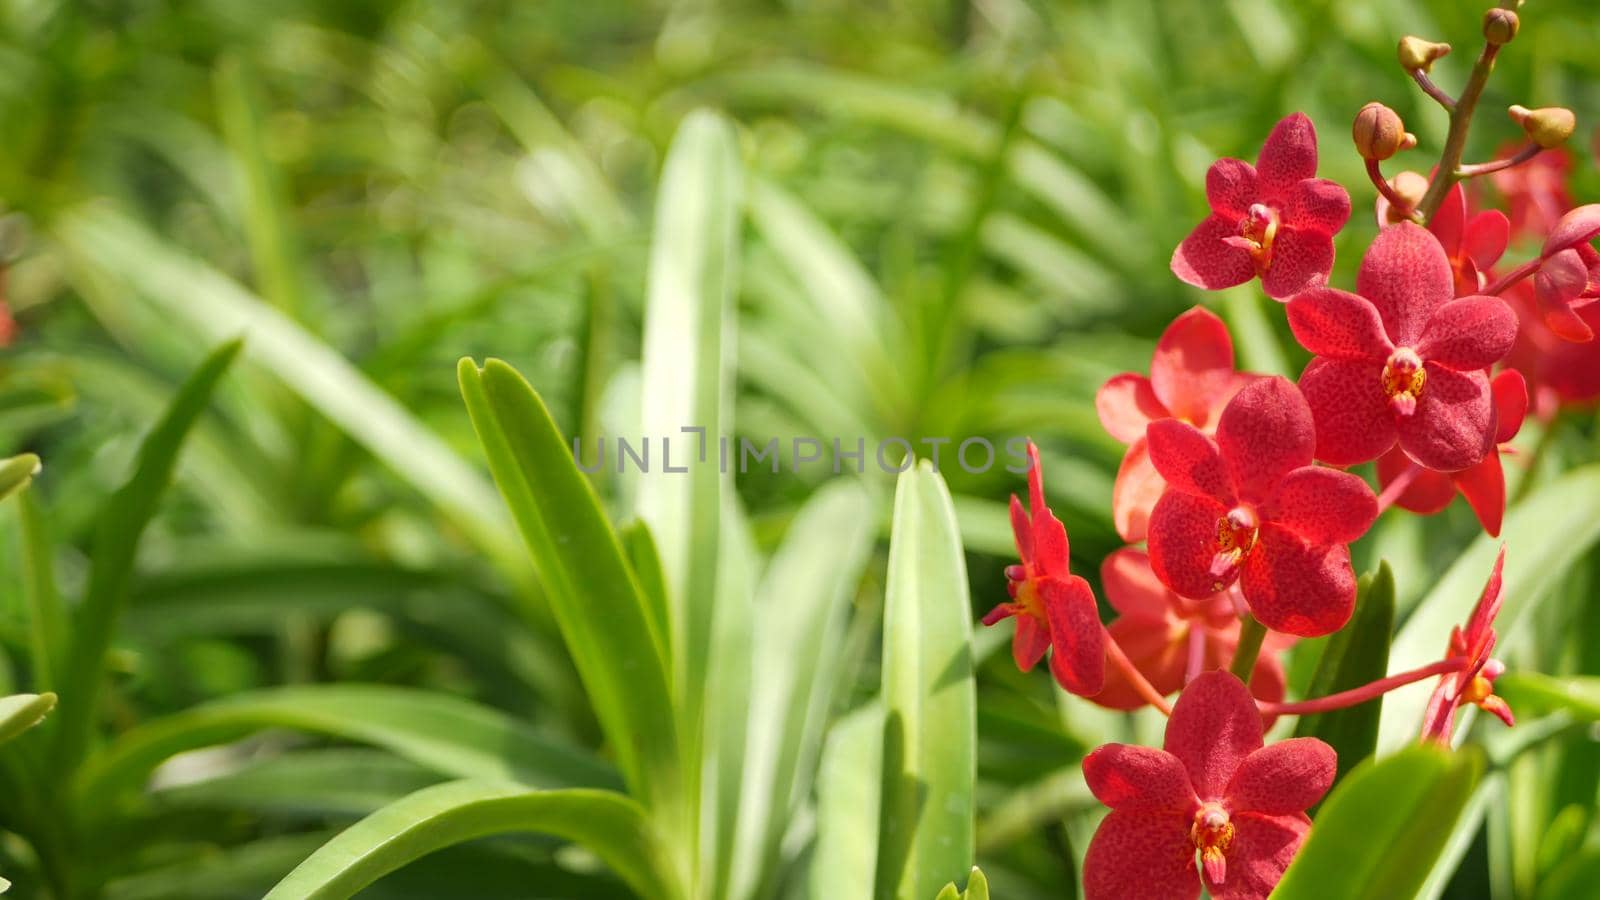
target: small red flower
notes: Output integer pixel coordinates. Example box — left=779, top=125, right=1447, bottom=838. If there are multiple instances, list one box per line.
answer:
left=1421, top=548, right=1515, bottom=744
left=982, top=442, right=1105, bottom=696
left=1172, top=113, right=1351, bottom=300
left=1145, top=377, right=1377, bottom=637
left=1288, top=222, right=1518, bottom=471
left=1505, top=281, right=1600, bottom=416
left=1427, top=183, right=1509, bottom=298
left=1094, top=548, right=1288, bottom=712
left=1376, top=369, right=1528, bottom=537
left=1083, top=671, right=1336, bottom=900
left=1491, top=143, right=1573, bottom=241
left=1096, top=307, right=1253, bottom=542
left=1532, top=204, right=1600, bottom=343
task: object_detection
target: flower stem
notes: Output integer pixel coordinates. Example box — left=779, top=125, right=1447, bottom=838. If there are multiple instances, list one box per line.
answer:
left=1416, top=41, right=1502, bottom=224
left=1368, top=159, right=1421, bottom=223
left=1410, top=69, right=1457, bottom=112
left=1483, top=255, right=1543, bottom=296
left=1259, top=658, right=1469, bottom=717
left=1457, top=143, right=1542, bottom=178
left=1229, top=614, right=1268, bottom=683
left=1103, top=625, right=1173, bottom=716
left=1376, top=460, right=1423, bottom=512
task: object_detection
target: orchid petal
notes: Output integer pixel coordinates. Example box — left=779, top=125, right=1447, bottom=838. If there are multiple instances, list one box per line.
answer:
left=1173, top=214, right=1257, bottom=292
left=1224, top=739, right=1335, bottom=816
left=1164, top=671, right=1264, bottom=800
left=1085, top=744, right=1197, bottom=811
left=1298, top=356, right=1396, bottom=466
left=1356, top=222, right=1455, bottom=346
left=1083, top=810, right=1200, bottom=900
left=1216, top=377, right=1316, bottom=504
left=1241, top=525, right=1356, bottom=637
left=1396, top=364, right=1494, bottom=472
left=1286, top=287, right=1392, bottom=361
left=1263, top=466, right=1378, bottom=545
left=1097, top=373, right=1168, bottom=444
left=1415, top=296, right=1518, bottom=371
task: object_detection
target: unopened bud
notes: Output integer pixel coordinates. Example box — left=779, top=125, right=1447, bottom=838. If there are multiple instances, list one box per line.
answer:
left=1383, top=171, right=1430, bottom=225
left=1353, top=102, right=1409, bottom=161
left=1510, top=105, right=1577, bottom=149
left=1398, top=36, right=1451, bottom=72
left=1483, top=9, right=1519, bottom=45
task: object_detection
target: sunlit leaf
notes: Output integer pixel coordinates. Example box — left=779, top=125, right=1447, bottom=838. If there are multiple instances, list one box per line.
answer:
left=0, top=692, right=57, bottom=746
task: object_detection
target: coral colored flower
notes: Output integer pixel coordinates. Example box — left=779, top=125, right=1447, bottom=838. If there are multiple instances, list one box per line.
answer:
left=1172, top=113, right=1351, bottom=300
left=1491, top=143, right=1572, bottom=241
left=1428, top=184, right=1509, bottom=297
left=1094, top=548, right=1288, bottom=711
left=1422, top=548, right=1515, bottom=744
left=1096, top=307, right=1253, bottom=542
left=1145, top=377, right=1377, bottom=637
left=982, top=442, right=1105, bottom=696
left=1288, top=223, right=1518, bottom=471
left=1376, top=369, right=1527, bottom=537
left=1532, top=204, right=1600, bottom=343
left=1505, top=282, right=1600, bottom=416
left=1082, top=672, right=1335, bottom=900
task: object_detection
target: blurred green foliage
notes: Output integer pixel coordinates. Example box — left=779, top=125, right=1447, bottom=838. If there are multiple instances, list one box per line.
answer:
left=2, top=0, right=1599, bottom=897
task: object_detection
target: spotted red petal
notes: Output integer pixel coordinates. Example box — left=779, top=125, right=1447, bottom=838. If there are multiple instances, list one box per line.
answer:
left=1084, top=744, right=1197, bottom=812
left=1083, top=810, right=1200, bottom=900
left=1284, top=177, right=1351, bottom=236
left=1261, top=227, right=1335, bottom=300
left=1149, top=491, right=1233, bottom=599
left=1012, top=612, right=1051, bottom=672
left=1535, top=248, right=1596, bottom=342
left=1224, top=738, right=1336, bottom=816
left=1008, top=493, right=1032, bottom=566
left=1491, top=369, right=1529, bottom=444
left=1151, top=307, right=1238, bottom=424
left=1215, top=377, right=1316, bottom=504
left=1097, top=373, right=1169, bottom=444
left=1356, top=222, right=1455, bottom=347
left=1263, top=466, right=1378, bottom=545
left=1286, top=287, right=1392, bottom=361
left=1256, top=113, right=1319, bottom=201
left=1396, top=364, right=1494, bottom=472
left=1298, top=356, right=1396, bottom=465
left=1148, top=419, right=1233, bottom=502
left=1207, top=158, right=1260, bottom=219
left=1042, top=575, right=1107, bottom=696
left=1208, top=813, right=1310, bottom=900
left=1173, top=214, right=1258, bottom=292
left=1463, top=546, right=1506, bottom=651
left=1112, top=438, right=1166, bottom=543
left=1454, top=450, right=1507, bottom=537
left=1464, top=211, right=1510, bottom=271
left=1431, top=183, right=1468, bottom=256
left=1375, top=448, right=1457, bottom=515
left=1241, top=524, right=1356, bottom=637
left=1541, top=203, right=1600, bottom=257
left=1415, top=296, right=1519, bottom=371
left=1164, top=671, right=1264, bottom=800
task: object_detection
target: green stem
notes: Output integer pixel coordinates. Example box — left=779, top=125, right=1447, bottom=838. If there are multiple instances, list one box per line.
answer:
left=1230, top=615, right=1268, bottom=683
left=1415, top=41, right=1501, bottom=223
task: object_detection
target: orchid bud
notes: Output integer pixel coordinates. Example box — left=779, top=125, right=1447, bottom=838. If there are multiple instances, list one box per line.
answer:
left=1353, top=103, right=1409, bottom=161
left=1510, top=105, right=1577, bottom=149
left=1381, top=171, right=1429, bottom=225
left=1398, top=36, right=1451, bottom=72
left=1482, top=9, right=1519, bottom=45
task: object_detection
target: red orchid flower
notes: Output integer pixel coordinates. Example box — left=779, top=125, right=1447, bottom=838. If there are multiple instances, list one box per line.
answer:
left=1094, top=548, right=1289, bottom=712
left=1145, top=377, right=1377, bottom=637
left=982, top=442, right=1105, bottom=696
left=1490, top=143, right=1573, bottom=241
left=1532, top=204, right=1600, bottom=343
left=1376, top=369, right=1527, bottom=537
left=1172, top=113, right=1351, bottom=300
left=1422, top=548, right=1515, bottom=744
left=1505, top=281, right=1600, bottom=417
left=1096, top=307, right=1253, bottom=542
left=1083, top=671, right=1336, bottom=900
left=1288, top=222, right=1518, bottom=471
left=1427, top=183, right=1509, bottom=298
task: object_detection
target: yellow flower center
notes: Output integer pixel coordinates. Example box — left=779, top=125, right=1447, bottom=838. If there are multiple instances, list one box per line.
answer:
left=1239, top=203, right=1280, bottom=273
left=1382, top=347, right=1427, bottom=417
left=1191, top=803, right=1235, bottom=885
left=1210, top=506, right=1260, bottom=592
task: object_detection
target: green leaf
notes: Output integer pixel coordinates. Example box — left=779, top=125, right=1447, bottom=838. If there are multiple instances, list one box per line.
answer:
left=0, top=692, right=57, bottom=745
left=875, top=462, right=976, bottom=900
left=1539, top=848, right=1600, bottom=900
left=457, top=358, right=679, bottom=812
left=1273, top=745, right=1483, bottom=900
left=810, top=703, right=883, bottom=900
left=1495, top=673, right=1600, bottom=720
left=151, top=749, right=442, bottom=820
left=1295, top=562, right=1396, bottom=787
left=1382, top=464, right=1600, bottom=752
left=75, top=685, right=613, bottom=816
left=262, top=781, right=675, bottom=900
left=17, top=488, right=65, bottom=692
left=0, top=453, right=40, bottom=502
left=728, top=480, right=877, bottom=899
left=935, top=867, right=990, bottom=900
left=54, top=339, right=242, bottom=771
left=635, top=109, right=741, bottom=743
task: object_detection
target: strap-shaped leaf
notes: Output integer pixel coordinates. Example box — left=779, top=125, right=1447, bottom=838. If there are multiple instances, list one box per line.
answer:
left=0, top=453, right=40, bottom=502
left=263, top=781, right=676, bottom=900
left=75, top=684, right=613, bottom=815
left=54, top=339, right=242, bottom=770
left=876, top=462, right=976, bottom=900
left=1295, top=562, right=1396, bottom=789
left=458, top=358, right=679, bottom=811
left=810, top=703, right=883, bottom=900
left=0, top=693, right=57, bottom=746
left=1273, top=745, right=1483, bottom=899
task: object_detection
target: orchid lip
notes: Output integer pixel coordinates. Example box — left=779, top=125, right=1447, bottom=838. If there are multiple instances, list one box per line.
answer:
left=1191, top=802, right=1235, bottom=886
left=1382, top=346, right=1427, bottom=417
left=1238, top=203, right=1281, bottom=273
left=1209, top=506, right=1260, bottom=591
